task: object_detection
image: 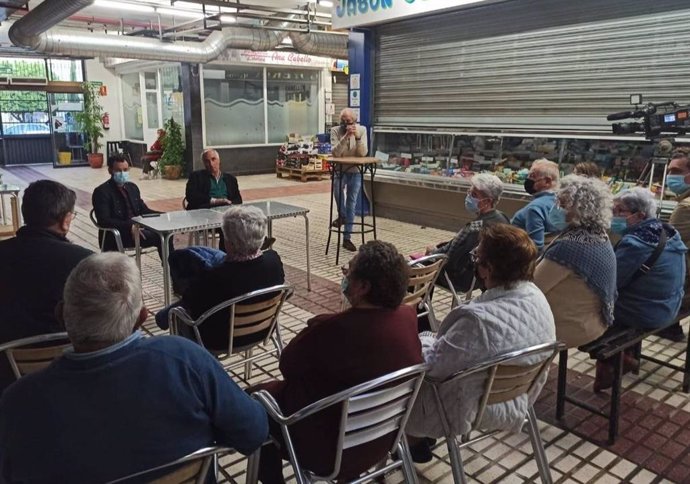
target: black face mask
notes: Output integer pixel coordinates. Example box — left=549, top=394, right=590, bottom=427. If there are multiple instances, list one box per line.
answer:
left=339, top=121, right=353, bottom=133
left=524, top=178, right=537, bottom=195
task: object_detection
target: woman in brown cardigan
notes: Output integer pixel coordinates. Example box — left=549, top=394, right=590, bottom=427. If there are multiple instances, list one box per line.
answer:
left=254, top=240, right=423, bottom=483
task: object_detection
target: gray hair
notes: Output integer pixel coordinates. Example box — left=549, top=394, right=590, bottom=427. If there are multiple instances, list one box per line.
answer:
left=471, top=173, right=503, bottom=204
left=201, top=148, right=218, bottom=162
left=340, top=107, right=357, bottom=121
left=63, top=253, right=142, bottom=346
left=557, top=174, right=613, bottom=230
left=530, top=158, right=560, bottom=183
left=614, top=187, right=657, bottom=219
left=221, top=205, right=267, bottom=256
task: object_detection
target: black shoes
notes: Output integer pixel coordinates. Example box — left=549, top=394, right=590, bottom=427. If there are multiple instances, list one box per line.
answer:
left=409, top=438, right=436, bottom=464
left=657, top=323, right=686, bottom=343
left=343, top=239, right=357, bottom=252
left=331, top=216, right=345, bottom=227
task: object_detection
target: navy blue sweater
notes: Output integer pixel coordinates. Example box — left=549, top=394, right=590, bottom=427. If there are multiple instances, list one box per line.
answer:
left=0, top=333, right=268, bottom=484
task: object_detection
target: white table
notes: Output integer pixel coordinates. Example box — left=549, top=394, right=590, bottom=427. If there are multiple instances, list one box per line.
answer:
left=213, top=200, right=311, bottom=290
left=132, top=209, right=225, bottom=306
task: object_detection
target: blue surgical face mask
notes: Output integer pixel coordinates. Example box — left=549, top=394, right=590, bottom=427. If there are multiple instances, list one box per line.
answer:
left=340, top=276, right=349, bottom=295
left=112, top=171, right=129, bottom=186
left=464, top=194, right=480, bottom=214
left=610, top=216, right=629, bottom=235
left=548, top=206, right=568, bottom=231
left=666, top=174, right=690, bottom=195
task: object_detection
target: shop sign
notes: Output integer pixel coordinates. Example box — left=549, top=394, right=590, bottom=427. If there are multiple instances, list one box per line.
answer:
left=332, top=0, right=486, bottom=29
left=216, top=50, right=333, bottom=68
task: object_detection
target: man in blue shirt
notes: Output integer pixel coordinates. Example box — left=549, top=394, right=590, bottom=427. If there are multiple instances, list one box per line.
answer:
left=0, top=253, right=268, bottom=484
left=511, top=158, right=560, bottom=249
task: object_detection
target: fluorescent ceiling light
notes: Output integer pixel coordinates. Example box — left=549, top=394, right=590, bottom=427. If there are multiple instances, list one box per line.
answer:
left=156, top=7, right=204, bottom=18
left=95, top=0, right=155, bottom=12
left=219, top=15, right=236, bottom=23
left=281, top=37, right=293, bottom=45
left=319, top=1, right=333, bottom=7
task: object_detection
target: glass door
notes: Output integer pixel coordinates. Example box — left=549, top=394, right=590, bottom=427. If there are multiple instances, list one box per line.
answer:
left=49, top=92, right=86, bottom=167
left=0, top=90, right=52, bottom=165
left=142, top=71, right=162, bottom=147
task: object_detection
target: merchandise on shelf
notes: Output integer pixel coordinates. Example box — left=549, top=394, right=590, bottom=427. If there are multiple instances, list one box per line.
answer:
left=276, top=134, right=330, bottom=172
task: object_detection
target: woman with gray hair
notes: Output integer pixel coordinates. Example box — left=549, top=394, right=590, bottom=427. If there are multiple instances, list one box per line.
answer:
left=419, top=173, right=510, bottom=331
left=592, top=188, right=687, bottom=390
left=178, top=205, right=285, bottom=350
left=534, top=174, right=617, bottom=348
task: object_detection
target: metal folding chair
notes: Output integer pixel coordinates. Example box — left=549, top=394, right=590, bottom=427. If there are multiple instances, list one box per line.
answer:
left=89, top=209, right=156, bottom=267
left=170, top=284, right=293, bottom=380
left=0, top=333, right=71, bottom=379
left=248, top=363, right=428, bottom=484
left=404, top=253, right=448, bottom=331
left=426, top=341, right=564, bottom=484
left=106, top=446, right=233, bottom=483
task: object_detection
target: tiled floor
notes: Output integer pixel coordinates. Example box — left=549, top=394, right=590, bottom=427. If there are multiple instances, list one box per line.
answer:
left=2, top=163, right=689, bottom=484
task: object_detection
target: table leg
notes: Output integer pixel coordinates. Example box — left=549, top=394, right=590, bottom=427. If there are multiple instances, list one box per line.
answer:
left=303, top=214, right=311, bottom=291
left=335, top=164, right=343, bottom=265
left=370, top=164, right=377, bottom=240
left=359, top=165, right=365, bottom=246
left=134, top=223, right=142, bottom=271
left=162, top=233, right=172, bottom=306
left=326, top=165, right=335, bottom=255
left=0, top=193, right=6, bottom=226
left=268, top=220, right=273, bottom=239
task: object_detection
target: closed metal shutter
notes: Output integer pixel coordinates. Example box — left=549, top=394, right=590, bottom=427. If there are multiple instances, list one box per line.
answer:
left=332, top=72, right=348, bottom=122
left=375, top=0, right=690, bottom=131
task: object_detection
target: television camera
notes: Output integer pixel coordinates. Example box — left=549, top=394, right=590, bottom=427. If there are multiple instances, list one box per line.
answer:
left=607, top=98, right=690, bottom=139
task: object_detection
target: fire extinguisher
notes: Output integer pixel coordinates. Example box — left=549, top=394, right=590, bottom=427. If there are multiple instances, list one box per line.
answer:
left=102, top=112, right=110, bottom=130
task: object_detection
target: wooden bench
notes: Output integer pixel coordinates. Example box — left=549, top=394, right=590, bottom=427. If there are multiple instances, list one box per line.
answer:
left=555, top=311, right=690, bottom=444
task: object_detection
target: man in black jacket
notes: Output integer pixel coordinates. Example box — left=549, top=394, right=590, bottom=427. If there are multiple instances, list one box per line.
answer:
left=185, top=149, right=242, bottom=209
left=92, top=153, right=170, bottom=260
left=0, top=180, right=93, bottom=394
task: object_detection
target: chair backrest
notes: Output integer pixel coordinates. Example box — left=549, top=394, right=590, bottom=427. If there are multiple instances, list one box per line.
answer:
left=403, top=253, right=447, bottom=308
left=0, top=333, right=71, bottom=379
left=106, top=446, right=231, bottom=484
left=182, top=197, right=188, bottom=210
left=172, top=285, right=293, bottom=355
left=254, top=363, right=427, bottom=481
left=428, top=341, right=563, bottom=435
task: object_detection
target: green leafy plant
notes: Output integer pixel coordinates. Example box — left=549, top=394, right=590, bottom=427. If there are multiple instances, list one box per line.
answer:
left=75, top=82, right=104, bottom=154
left=159, top=116, right=185, bottom=172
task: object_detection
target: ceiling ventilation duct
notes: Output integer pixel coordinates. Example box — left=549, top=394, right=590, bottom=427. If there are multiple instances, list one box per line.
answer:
left=8, top=0, right=347, bottom=62
left=289, top=31, right=348, bottom=59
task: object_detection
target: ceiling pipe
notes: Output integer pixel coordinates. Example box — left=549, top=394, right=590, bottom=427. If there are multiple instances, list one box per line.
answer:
left=289, top=31, right=348, bottom=59
left=9, top=0, right=95, bottom=49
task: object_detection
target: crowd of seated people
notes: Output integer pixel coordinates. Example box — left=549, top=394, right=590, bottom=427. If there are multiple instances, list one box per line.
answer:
left=2, top=157, right=690, bottom=483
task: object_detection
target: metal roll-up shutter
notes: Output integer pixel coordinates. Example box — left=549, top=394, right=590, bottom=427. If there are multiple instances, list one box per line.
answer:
left=375, top=0, right=690, bottom=131
left=332, top=72, right=348, bottom=122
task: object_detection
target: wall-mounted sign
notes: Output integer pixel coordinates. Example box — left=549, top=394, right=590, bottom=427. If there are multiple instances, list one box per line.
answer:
left=214, top=50, right=333, bottom=69
left=332, top=0, right=487, bottom=29
left=350, top=73, right=360, bottom=90
left=350, top=89, right=360, bottom=107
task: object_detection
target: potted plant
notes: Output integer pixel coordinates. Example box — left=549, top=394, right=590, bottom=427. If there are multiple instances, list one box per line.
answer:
left=159, top=117, right=185, bottom=180
left=75, top=82, right=104, bottom=168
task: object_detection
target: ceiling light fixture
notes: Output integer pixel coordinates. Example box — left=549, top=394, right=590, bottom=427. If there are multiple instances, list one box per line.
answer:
left=219, top=15, right=236, bottom=24
left=319, top=1, right=334, bottom=7
left=156, top=7, right=204, bottom=18
left=94, top=0, right=155, bottom=12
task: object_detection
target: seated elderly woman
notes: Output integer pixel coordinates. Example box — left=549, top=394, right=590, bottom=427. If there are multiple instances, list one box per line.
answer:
left=594, top=188, right=688, bottom=390
left=406, top=224, right=556, bottom=462
left=426, top=173, right=510, bottom=292
left=253, top=241, right=423, bottom=483
left=174, top=205, right=285, bottom=350
left=534, top=175, right=617, bottom=348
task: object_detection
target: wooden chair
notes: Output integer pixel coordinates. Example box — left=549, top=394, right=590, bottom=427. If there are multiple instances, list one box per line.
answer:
left=426, top=341, right=564, bottom=484
left=170, top=284, right=293, bottom=380
left=403, top=253, right=447, bottom=331
left=106, top=446, right=233, bottom=483
left=247, top=364, right=428, bottom=484
left=0, top=333, right=71, bottom=379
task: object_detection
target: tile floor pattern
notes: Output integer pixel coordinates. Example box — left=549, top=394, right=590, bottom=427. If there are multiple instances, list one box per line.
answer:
left=2, top=164, right=690, bottom=484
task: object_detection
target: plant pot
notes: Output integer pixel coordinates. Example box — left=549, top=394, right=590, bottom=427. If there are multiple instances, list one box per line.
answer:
left=88, top=153, right=104, bottom=168
left=163, top=165, right=182, bottom=180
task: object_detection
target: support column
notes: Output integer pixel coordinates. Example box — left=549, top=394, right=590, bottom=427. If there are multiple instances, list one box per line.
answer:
left=181, top=63, right=204, bottom=173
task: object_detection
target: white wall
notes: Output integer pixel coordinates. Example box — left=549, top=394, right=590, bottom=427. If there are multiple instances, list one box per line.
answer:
left=84, top=58, right=123, bottom=144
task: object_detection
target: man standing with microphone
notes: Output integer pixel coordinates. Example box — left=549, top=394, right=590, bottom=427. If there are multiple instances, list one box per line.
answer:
left=330, top=108, right=368, bottom=252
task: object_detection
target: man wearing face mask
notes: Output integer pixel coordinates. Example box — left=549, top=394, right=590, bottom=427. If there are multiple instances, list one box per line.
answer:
left=425, top=174, right=509, bottom=294
left=330, top=108, right=369, bottom=252
left=511, top=158, right=560, bottom=250
left=666, top=149, right=690, bottom=336
left=92, top=153, right=170, bottom=260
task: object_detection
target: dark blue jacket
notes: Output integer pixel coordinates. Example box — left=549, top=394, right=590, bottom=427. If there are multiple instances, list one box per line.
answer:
left=614, top=219, right=687, bottom=328
left=0, top=333, right=268, bottom=484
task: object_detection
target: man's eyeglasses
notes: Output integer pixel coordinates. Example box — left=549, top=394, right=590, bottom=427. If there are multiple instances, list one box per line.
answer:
left=470, top=247, right=479, bottom=264
left=71, top=211, right=78, bottom=219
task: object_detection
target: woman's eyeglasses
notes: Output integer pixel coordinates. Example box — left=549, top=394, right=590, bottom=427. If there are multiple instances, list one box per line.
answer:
left=470, top=248, right=479, bottom=264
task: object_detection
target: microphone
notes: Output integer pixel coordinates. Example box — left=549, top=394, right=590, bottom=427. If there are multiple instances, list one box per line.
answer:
left=607, top=111, right=635, bottom=121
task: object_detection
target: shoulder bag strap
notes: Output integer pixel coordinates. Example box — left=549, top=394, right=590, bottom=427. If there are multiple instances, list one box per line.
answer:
left=626, top=225, right=668, bottom=286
